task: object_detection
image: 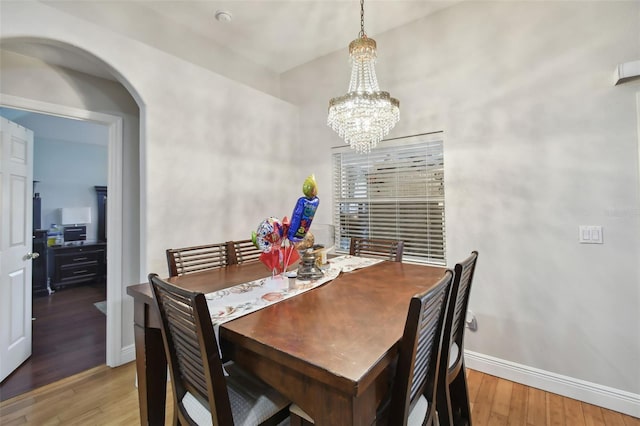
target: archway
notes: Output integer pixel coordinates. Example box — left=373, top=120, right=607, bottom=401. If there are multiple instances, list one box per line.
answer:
left=0, top=37, right=144, bottom=369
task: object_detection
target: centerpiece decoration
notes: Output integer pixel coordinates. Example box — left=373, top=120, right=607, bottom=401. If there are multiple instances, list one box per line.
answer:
left=251, top=175, right=320, bottom=279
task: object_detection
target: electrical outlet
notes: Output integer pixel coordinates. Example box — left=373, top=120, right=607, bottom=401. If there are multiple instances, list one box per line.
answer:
left=465, top=310, right=477, bottom=332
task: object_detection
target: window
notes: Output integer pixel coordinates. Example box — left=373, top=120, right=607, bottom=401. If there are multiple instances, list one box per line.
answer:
left=332, top=133, right=446, bottom=265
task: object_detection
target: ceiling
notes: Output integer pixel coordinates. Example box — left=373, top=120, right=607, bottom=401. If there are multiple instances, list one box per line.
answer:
left=2, top=0, right=457, bottom=80
left=0, top=107, right=109, bottom=146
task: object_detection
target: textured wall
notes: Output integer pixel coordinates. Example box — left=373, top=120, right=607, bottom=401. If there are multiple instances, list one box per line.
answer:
left=0, top=49, right=141, bottom=352
left=3, top=0, right=639, bottom=402
left=1, top=1, right=301, bottom=354
left=1, top=1, right=300, bottom=276
left=281, top=1, right=640, bottom=396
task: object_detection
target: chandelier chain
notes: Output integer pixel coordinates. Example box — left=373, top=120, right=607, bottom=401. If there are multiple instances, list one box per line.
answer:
left=359, top=0, right=365, bottom=38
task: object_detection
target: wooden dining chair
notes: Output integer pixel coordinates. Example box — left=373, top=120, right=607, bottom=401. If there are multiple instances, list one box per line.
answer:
left=290, top=270, right=454, bottom=426
left=149, top=273, right=290, bottom=426
left=436, top=251, right=479, bottom=426
left=226, top=239, right=262, bottom=265
left=166, top=242, right=229, bottom=277
left=349, top=237, right=404, bottom=262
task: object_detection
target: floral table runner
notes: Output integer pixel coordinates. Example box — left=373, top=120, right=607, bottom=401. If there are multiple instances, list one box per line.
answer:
left=206, top=255, right=383, bottom=326
left=208, top=255, right=383, bottom=372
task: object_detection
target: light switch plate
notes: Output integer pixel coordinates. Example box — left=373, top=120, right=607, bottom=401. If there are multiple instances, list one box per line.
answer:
left=579, top=226, right=603, bottom=244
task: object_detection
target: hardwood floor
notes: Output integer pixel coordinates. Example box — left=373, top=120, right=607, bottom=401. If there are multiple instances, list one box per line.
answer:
left=0, top=283, right=106, bottom=402
left=0, top=362, right=637, bottom=426
left=465, top=370, right=639, bottom=426
left=0, top=281, right=636, bottom=424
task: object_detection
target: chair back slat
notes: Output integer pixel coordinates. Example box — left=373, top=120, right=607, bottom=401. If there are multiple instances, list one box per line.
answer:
left=436, top=251, right=479, bottom=426
left=227, top=239, right=262, bottom=265
left=166, top=243, right=228, bottom=277
left=349, top=237, right=404, bottom=262
left=409, top=291, right=445, bottom=401
left=149, top=273, right=233, bottom=425
left=388, top=270, right=453, bottom=425
left=449, top=251, right=479, bottom=348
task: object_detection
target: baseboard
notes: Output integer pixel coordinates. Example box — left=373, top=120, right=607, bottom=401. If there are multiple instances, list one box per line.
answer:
left=118, top=344, right=136, bottom=366
left=464, top=350, right=640, bottom=418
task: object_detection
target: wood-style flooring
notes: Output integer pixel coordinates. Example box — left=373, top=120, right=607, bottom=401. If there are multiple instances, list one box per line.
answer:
left=0, top=283, right=106, bottom=402
left=0, top=283, right=637, bottom=424
left=0, top=362, right=638, bottom=426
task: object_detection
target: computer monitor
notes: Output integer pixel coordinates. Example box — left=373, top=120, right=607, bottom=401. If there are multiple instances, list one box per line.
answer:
left=63, top=225, right=87, bottom=242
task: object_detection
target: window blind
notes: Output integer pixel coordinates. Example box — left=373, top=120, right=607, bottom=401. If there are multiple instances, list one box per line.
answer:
left=332, top=134, right=446, bottom=265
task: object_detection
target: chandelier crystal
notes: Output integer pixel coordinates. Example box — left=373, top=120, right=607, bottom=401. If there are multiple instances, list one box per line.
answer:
left=328, top=0, right=399, bottom=154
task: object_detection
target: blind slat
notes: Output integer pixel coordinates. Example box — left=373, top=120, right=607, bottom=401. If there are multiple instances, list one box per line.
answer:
left=333, top=136, right=446, bottom=266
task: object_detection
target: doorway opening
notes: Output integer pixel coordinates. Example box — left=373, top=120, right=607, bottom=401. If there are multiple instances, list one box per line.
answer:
left=0, top=108, right=110, bottom=400
left=0, top=37, right=142, bottom=401
left=0, top=96, right=127, bottom=399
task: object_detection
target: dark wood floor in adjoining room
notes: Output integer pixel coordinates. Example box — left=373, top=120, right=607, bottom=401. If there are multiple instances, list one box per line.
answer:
left=0, top=282, right=106, bottom=402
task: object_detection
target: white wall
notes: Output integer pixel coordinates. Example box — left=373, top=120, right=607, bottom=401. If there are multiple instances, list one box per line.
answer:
left=35, top=137, right=107, bottom=240
left=0, top=48, right=141, bottom=351
left=3, top=0, right=639, bottom=414
left=281, top=0, right=640, bottom=403
left=1, top=1, right=300, bottom=354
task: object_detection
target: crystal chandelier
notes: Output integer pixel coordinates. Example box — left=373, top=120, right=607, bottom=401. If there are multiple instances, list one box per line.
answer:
left=327, top=0, right=399, bottom=154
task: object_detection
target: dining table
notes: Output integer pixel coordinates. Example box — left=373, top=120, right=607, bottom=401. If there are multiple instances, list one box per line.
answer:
left=126, top=256, right=447, bottom=426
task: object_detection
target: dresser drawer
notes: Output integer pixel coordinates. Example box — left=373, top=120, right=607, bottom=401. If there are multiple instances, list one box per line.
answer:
left=58, top=264, right=99, bottom=282
left=55, top=250, right=103, bottom=265
left=48, top=243, right=107, bottom=290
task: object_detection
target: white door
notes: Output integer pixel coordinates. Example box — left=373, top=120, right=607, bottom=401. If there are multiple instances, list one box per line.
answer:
left=0, top=117, right=34, bottom=382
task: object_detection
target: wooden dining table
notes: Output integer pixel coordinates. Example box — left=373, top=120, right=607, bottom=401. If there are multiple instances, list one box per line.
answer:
left=126, top=258, right=447, bottom=426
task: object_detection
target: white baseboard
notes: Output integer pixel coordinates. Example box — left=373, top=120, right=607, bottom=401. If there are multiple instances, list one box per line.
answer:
left=464, top=350, right=640, bottom=418
left=118, top=344, right=136, bottom=366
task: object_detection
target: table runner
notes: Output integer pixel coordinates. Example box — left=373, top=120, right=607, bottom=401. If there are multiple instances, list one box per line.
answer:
left=208, top=255, right=383, bottom=369
left=206, top=255, right=383, bottom=326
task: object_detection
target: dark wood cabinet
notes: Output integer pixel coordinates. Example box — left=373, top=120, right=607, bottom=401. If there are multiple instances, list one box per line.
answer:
left=48, top=243, right=106, bottom=290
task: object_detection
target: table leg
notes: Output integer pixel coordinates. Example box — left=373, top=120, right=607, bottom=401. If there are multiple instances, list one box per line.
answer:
left=134, top=323, right=167, bottom=425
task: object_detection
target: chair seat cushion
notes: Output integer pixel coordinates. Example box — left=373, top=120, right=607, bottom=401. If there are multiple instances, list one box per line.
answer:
left=183, top=392, right=214, bottom=426
left=408, top=395, right=428, bottom=426
left=182, top=363, right=289, bottom=426
left=449, top=342, right=460, bottom=369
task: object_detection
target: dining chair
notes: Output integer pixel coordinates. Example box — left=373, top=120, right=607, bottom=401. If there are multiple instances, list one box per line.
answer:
left=436, top=251, right=479, bottom=426
left=349, top=237, right=404, bottom=262
left=226, top=239, right=262, bottom=265
left=149, top=273, right=290, bottom=426
left=166, top=242, right=229, bottom=277
left=290, top=270, right=454, bottom=426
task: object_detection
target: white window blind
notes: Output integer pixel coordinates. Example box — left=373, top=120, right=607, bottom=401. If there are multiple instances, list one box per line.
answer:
left=332, top=133, right=446, bottom=265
